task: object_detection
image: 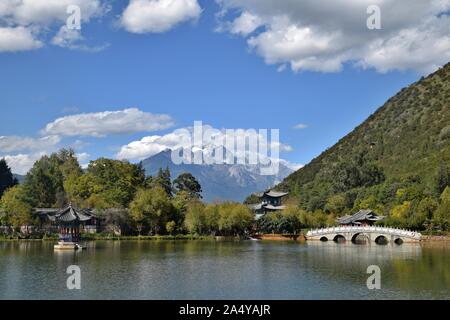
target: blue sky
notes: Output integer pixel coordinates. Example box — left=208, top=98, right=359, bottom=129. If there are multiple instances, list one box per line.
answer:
left=1, top=0, right=449, bottom=174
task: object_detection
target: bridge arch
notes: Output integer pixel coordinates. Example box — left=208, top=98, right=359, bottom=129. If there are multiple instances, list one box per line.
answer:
left=333, top=234, right=347, bottom=243
left=375, top=235, right=389, bottom=245
left=351, top=233, right=370, bottom=244
left=306, top=226, right=421, bottom=243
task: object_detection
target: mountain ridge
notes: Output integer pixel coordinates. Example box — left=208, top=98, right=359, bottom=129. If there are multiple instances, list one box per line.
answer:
left=140, top=149, right=295, bottom=202
left=274, top=62, right=450, bottom=215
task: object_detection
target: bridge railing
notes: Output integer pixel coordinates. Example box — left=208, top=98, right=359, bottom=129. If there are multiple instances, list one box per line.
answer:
left=306, top=225, right=422, bottom=239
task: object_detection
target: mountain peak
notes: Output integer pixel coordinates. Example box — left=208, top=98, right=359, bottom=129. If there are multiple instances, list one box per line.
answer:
left=140, top=151, right=295, bottom=203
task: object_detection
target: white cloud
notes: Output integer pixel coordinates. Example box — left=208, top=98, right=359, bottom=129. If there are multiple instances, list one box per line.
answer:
left=279, top=159, right=303, bottom=172
left=70, top=139, right=90, bottom=150
left=2, top=153, right=45, bottom=175
left=76, top=152, right=91, bottom=168
left=116, top=123, right=295, bottom=164
left=51, top=25, right=109, bottom=52
left=121, top=0, right=202, bottom=33
left=76, top=152, right=90, bottom=162
left=117, top=131, right=191, bottom=160
left=224, top=11, right=263, bottom=36
left=0, top=134, right=61, bottom=174
left=360, top=16, right=450, bottom=74
left=1, top=0, right=106, bottom=26
left=1, top=150, right=91, bottom=175
left=0, top=135, right=60, bottom=153
left=0, top=26, right=42, bottom=52
left=42, top=108, right=175, bottom=137
left=294, top=123, right=308, bottom=130
left=51, top=25, right=83, bottom=47
left=217, top=0, right=450, bottom=74
left=0, top=0, right=108, bottom=52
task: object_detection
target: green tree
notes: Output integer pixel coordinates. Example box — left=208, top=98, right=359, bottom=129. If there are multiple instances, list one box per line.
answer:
left=0, top=185, right=33, bottom=229
left=173, top=173, right=202, bottom=199
left=204, top=203, right=220, bottom=234
left=411, top=197, right=438, bottom=229
left=172, top=190, right=190, bottom=213
left=435, top=163, right=450, bottom=195
left=387, top=201, right=412, bottom=227
left=129, top=186, right=173, bottom=235
left=184, top=201, right=206, bottom=235
left=166, top=221, right=176, bottom=235
left=153, top=167, right=173, bottom=197
left=217, top=203, right=254, bottom=236
left=282, top=205, right=304, bottom=234
left=68, top=158, right=145, bottom=209
left=24, top=149, right=83, bottom=207
left=325, top=194, right=347, bottom=214
left=433, top=187, right=450, bottom=230
left=0, top=159, right=17, bottom=199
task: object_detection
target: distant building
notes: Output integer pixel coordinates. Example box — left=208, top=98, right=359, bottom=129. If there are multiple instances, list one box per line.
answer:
left=337, top=209, right=384, bottom=226
left=249, top=190, right=289, bottom=219
left=35, top=205, right=98, bottom=237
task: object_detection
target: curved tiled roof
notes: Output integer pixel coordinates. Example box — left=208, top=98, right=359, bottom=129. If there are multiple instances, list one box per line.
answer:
left=264, top=191, right=289, bottom=198
left=54, top=205, right=93, bottom=223
left=337, top=210, right=384, bottom=225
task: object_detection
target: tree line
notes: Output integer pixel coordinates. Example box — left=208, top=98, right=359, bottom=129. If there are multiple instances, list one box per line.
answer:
left=270, top=153, right=450, bottom=233
left=0, top=149, right=254, bottom=236
left=1, top=148, right=448, bottom=236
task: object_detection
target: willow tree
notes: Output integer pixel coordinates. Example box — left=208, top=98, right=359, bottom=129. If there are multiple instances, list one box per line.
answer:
left=129, top=186, right=173, bottom=235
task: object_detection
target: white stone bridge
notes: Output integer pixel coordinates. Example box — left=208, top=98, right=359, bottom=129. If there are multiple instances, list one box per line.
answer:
left=307, top=226, right=422, bottom=244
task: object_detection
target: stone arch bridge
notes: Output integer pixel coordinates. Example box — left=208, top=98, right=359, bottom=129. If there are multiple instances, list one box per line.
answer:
left=307, top=226, right=422, bottom=244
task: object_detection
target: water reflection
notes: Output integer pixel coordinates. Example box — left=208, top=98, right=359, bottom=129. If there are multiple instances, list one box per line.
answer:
left=0, top=240, right=449, bottom=300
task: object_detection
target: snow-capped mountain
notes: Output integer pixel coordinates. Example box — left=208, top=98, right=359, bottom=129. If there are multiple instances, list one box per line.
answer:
left=140, top=149, right=295, bottom=202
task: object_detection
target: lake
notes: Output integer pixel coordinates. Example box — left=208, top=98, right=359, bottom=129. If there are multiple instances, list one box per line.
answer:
left=0, top=240, right=449, bottom=300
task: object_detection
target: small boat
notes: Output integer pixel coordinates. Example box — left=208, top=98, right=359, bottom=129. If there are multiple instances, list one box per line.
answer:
left=54, top=242, right=85, bottom=251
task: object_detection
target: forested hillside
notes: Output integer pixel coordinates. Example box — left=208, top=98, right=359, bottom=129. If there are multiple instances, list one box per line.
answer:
left=276, top=63, right=450, bottom=229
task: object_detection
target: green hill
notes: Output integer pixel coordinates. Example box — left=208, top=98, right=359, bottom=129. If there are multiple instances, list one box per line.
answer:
left=276, top=63, right=450, bottom=229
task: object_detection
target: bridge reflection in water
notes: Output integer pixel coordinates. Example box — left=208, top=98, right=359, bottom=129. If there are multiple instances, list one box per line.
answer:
left=307, top=226, right=422, bottom=244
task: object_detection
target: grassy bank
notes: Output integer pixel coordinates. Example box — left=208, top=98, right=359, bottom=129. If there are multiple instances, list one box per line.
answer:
left=80, top=233, right=215, bottom=241
left=0, top=234, right=59, bottom=241
left=0, top=233, right=215, bottom=241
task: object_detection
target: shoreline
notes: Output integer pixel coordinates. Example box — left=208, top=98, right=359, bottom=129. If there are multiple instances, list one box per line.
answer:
left=1, top=234, right=449, bottom=242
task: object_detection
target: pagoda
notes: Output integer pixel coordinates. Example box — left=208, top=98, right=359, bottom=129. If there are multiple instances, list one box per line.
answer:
left=51, top=204, right=94, bottom=250
left=249, top=190, right=289, bottom=219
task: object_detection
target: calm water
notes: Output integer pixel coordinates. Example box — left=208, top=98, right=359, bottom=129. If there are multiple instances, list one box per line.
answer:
left=0, top=240, right=449, bottom=300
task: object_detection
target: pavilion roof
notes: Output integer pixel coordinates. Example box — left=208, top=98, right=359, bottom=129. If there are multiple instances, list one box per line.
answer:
left=337, top=210, right=384, bottom=225
left=264, top=191, right=289, bottom=198
left=49, top=205, right=94, bottom=223
left=253, top=190, right=289, bottom=199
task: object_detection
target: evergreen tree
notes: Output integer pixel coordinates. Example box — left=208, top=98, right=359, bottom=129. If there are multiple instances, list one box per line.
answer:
left=436, top=163, right=450, bottom=195
left=0, top=159, right=17, bottom=199
left=173, top=173, right=202, bottom=199
left=154, top=167, right=173, bottom=197
left=433, top=187, right=450, bottom=230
